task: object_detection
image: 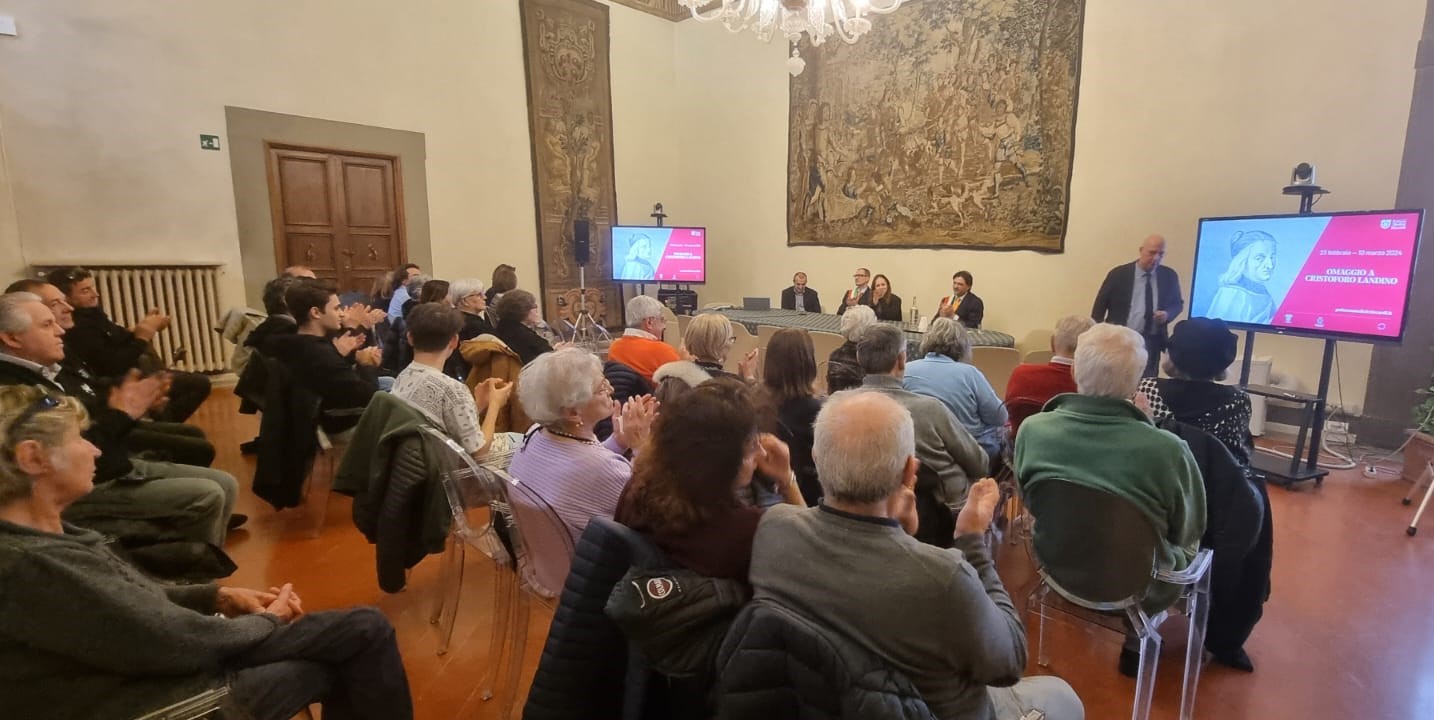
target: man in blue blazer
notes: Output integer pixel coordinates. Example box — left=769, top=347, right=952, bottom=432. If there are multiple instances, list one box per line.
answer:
left=1092, top=234, right=1185, bottom=377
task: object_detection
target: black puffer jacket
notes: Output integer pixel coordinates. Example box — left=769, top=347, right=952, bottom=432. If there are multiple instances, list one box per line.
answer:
left=714, top=600, right=936, bottom=720
left=595, top=361, right=653, bottom=440
left=525, top=518, right=707, bottom=720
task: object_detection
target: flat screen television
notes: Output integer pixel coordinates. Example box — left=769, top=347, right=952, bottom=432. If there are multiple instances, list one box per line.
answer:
left=1189, top=209, right=1423, bottom=343
left=610, top=226, right=706, bottom=284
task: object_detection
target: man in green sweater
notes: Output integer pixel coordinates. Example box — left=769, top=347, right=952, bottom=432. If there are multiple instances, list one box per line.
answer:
left=750, top=390, right=1084, bottom=720
left=1014, top=322, right=1206, bottom=614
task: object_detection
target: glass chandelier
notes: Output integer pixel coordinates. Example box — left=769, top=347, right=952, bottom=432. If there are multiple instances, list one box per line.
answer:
left=678, top=0, right=907, bottom=76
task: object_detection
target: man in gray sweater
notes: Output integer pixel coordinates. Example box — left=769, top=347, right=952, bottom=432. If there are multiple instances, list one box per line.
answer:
left=858, top=323, right=988, bottom=509
left=750, top=390, right=1083, bottom=720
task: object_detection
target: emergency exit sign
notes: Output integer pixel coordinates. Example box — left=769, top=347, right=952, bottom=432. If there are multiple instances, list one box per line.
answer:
left=200, top=134, right=221, bottom=151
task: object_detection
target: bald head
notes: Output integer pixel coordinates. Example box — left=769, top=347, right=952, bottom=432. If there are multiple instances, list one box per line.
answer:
left=1137, top=234, right=1167, bottom=271
left=283, top=266, right=317, bottom=279
left=813, top=390, right=916, bottom=503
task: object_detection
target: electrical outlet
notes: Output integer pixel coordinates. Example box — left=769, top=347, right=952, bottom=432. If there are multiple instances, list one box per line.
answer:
left=1326, top=420, right=1350, bottom=435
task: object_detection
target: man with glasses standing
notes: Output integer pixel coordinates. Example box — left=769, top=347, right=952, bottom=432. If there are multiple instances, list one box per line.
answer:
left=837, top=267, right=875, bottom=316
left=45, top=266, right=213, bottom=422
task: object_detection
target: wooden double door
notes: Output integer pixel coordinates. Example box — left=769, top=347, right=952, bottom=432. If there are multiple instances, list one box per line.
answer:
left=266, top=144, right=406, bottom=295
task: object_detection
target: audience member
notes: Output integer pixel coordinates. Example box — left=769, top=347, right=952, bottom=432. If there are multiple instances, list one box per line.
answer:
left=750, top=390, right=1084, bottom=720
left=607, top=295, right=681, bottom=384
left=0, top=293, right=238, bottom=546
left=761, top=329, right=823, bottom=505
left=246, top=276, right=301, bottom=351
left=492, top=289, right=555, bottom=365
left=615, top=377, right=802, bottom=581
left=826, top=304, right=876, bottom=393
left=1139, top=318, right=1250, bottom=464
left=1005, top=315, right=1094, bottom=437
left=392, top=304, right=512, bottom=458
left=283, top=265, right=318, bottom=279
left=46, top=266, right=212, bottom=423
left=370, top=271, right=396, bottom=311
left=486, top=263, right=518, bottom=306
left=1014, top=323, right=1205, bottom=614
left=5, top=279, right=218, bottom=470
left=836, top=267, right=873, bottom=316
left=416, top=279, right=450, bottom=306
left=779, top=272, right=822, bottom=313
left=386, top=263, right=422, bottom=321
left=444, top=278, right=494, bottom=380
left=1092, top=234, right=1185, bottom=377
left=938, top=270, right=985, bottom=329
left=858, top=324, right=987, bottom=510
left=262, top=281, right=383, bottom=435
left=0, top=384, right=412, bottom=719
left=903, top=318, right=1007, bottom=468
left=683, top=313, right=757, bottom=381
left=509, top=348, right=656, bottom=547
left=869, top=273, right=903, bottom=322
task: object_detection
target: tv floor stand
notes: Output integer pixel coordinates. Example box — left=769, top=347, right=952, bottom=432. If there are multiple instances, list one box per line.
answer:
left=1238, top=330, right=1331, bottom=487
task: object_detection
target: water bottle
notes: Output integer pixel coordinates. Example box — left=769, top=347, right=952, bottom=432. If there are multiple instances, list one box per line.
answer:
left=910, top=296, right=919, bottom=325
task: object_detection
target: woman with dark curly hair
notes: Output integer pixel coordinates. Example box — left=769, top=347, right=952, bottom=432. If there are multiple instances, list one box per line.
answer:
left=614, top=377, right=803, bottom=581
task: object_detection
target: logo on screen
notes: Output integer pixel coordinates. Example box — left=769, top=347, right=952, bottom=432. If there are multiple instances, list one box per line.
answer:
left=1381, top=219, right=1392, bottom=229
left=1284, top=313, right=1293, bottom=323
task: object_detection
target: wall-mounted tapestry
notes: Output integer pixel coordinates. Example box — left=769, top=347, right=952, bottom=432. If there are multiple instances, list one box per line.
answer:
left=520, top=0, right=622, bottom=328
left=788, top=0, right=1085, bottom=252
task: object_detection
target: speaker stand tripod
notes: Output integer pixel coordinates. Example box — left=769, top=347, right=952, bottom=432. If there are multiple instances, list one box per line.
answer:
left=1402, top=461, right=1434, bottom=536
left=568, top=265, right=610, bottom=350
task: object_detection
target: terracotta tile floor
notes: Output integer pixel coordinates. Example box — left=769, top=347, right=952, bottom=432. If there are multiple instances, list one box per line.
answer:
left=195, top=389, right=1434, bottom=719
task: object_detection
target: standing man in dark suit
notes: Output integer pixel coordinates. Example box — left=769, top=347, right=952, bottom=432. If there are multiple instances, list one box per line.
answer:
left=780, top=272, right=823, bottom=313
left=836, top=267, right=874, bottom=316
left=937, top=270, right=985, bottom=329
left=1092, top=234, right=1184, bottom=377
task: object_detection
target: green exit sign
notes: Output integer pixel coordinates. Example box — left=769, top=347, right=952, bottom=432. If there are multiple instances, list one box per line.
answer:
left=199, top=134, right=221, bottom=151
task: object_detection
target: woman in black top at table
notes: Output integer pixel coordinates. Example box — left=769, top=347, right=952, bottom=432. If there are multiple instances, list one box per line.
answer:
left=870, top=274, right=903, bottom=322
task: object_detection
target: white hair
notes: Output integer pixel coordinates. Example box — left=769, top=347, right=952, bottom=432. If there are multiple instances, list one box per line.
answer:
left=517, top=347, right=604, bottom=424
left=448, top=278, right=486, bottom=306
left=1052, top=315, right=1096, bottom=356
left=813, top=390, right=915, bottom=504
left=919, top=317, right=971, bottom=361
left=838, top=305, right=878, bottom=342
left=626, top=295, right=666, bottom=328
left=0, top=292, right=41, bottom=335
left=1073, top=324, right=1147, bottom=399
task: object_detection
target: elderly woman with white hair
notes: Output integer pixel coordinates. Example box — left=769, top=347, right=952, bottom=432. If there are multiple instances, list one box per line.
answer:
left=508, top=348, right=657, bottom=552
left=1014, top=323, right=1205, bottom=618
left=903, top=317, right=1008, bottom=468
left=444, top=278, right=494, bottom=380
left=0, top=385, right=413, bottom=719
left=826, top=304, right=877, bottom=393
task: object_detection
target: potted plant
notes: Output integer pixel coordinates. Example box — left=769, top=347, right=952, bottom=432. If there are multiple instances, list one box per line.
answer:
left=1406, top=373, right=1434, bottom=483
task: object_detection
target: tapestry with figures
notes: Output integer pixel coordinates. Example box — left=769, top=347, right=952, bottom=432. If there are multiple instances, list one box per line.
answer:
left=520, top=0, right=621, bottom=329
left=788, top=0, right=1085, bottom=251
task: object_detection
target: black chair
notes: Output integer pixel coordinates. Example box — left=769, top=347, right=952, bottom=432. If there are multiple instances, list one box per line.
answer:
left=1025, top=479, right=1212, bottom=720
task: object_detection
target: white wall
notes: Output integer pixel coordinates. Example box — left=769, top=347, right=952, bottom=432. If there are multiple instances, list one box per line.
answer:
left=671, top=0, right=1427, bottom=413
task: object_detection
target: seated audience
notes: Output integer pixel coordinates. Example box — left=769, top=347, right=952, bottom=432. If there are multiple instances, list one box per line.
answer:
left=1138, top=318, right=1269, bottom=672
left=5, top=279, right=217, bottom=470
left=283, top=265, right=318, bottom=279
left=903, top=317, right=1008, bottom=467
left=870, top=273, right=903, bottom=322
left=1139, top=318, right=1251, bottom=464
left=492, top=289, right=555, bottom=365
left=392, top=304, right=513, bottom=458
left=370, top=270, right=395, bottom=312
left=761, top=329, right=823, bottom=505
left=262, top=281, right=383, bottom=435
left=386, top=263, right=422, bottom=320
left=836, top=267, right=873, bottom=316
left=859, top=324, right=987, bottom=510
left=509, top=348, right=655, bottom=545
left=607, top=295, right=681, bottom=383
left=247, top=275, right=301, bottom=351
left=938, top=270, right=985, bottom=329
left=0, top=384, right=412, bottom=719
left=826, top=304, right=876, bottom=393
left=615, top=377, right=802, bottom=581
left=683, top=313, right=757, bottom=381
left=46, top=266, right=211, bottom=424
left=444, top=278, right=495, bottom=380
left=417, top=278, right=450, bottom=306
left=1004, top=315, right=1094, bottom=430
left=1014, top=323, right=1205, bottom=614
left=779, top=272, right=822, bottom=313
left=486, top=263, right=518, bottom=307
left=751, top=391, right=1084, bottom=720
left=0, top=292, right=238, bottom=546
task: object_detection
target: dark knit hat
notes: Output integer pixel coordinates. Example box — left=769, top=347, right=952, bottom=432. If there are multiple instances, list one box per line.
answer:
left=1167, top=318, right=1238, bottom=380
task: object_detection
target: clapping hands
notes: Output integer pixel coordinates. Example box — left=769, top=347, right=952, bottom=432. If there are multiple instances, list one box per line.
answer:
left=612, top=395, right=659, bottom=452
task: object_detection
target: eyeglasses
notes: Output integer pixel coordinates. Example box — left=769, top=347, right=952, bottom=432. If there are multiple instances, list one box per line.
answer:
left=4, top=390, right=62, bottom=447
left=594, top=378, right=614, bottom=396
